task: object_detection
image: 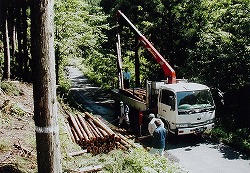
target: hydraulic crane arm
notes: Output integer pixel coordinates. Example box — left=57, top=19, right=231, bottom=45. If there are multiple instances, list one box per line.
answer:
left=117, top=10, right=176, bottom=84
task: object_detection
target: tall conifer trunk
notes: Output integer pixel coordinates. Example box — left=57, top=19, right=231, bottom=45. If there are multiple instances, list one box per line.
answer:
left=30, top=0, right=62, bottom=172
left=3, top=11, right=11, bottom=81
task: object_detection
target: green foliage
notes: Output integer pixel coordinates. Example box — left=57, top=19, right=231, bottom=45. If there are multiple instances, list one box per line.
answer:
left=0, top=140, right=11, bottom=151
left=63, top=147, right=181, bottom=173
left=10, top=103, right=26, bottom=117
left=54, top=0, right=114, bottom=89
left=54, top=0, right=249, bottom=91
left=101, top=0, right=250, bottom=92
left=0, top=81, right=22, bottom=96
left=184, top=0, right=250, bottom=90
left=211, top=127, right=250, bottom=154
left=105, top=148, right=180, bottom=173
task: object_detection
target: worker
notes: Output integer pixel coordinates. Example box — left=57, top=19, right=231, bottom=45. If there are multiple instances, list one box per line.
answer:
left=148, top=113, right=164, bottom=135
left=149, top=119, right=167, bottom=156
left=123, top=67, right=131, bottom=89
left=118, top=101, right=130, bottom=130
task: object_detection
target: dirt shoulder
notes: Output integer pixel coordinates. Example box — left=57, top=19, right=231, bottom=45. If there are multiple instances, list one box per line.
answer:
left=0, top=81, right=36, bottom=172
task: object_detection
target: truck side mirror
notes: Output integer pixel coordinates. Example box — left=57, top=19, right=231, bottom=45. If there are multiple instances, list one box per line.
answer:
left=169, top=96, right=175, bottom=111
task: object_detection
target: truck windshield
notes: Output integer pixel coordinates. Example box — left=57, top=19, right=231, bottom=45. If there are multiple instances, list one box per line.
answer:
left=177, top=90, right=214, bottom=111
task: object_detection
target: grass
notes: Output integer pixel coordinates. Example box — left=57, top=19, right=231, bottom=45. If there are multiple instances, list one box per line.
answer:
left=0, top=81, right=22, bottom=96
left=0, top=140, right=11, bottom=152
left=59, top=105, right=181, bottom=173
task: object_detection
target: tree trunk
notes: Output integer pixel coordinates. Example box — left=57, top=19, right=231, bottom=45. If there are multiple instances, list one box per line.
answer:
left=3, top=13, right=11, bottom=81
left=22, top=0, right=30, bottom=81
left=30, top=0, right=62, bottom=172
left=16, top=0, right=24, bottom=78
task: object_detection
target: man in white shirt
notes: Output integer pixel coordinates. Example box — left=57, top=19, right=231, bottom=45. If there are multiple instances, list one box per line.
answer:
left=148, top=113, right=164, bottom=135
left=118, top=101, right=130, bottom=129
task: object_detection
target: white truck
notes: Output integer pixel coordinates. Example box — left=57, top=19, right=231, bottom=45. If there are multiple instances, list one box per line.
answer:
left=113, top=10, right=215, bottom=136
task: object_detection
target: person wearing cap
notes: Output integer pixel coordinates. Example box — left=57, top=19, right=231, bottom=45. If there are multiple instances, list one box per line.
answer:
left=148, top=113, right=164, bottom=135
left=118, top=101, right=130, bottom=129
left=149, top=119, right=167, bottom=156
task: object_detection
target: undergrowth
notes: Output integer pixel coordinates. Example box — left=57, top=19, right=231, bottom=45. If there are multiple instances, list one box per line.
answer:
left=59, top=104, right=182, bottom=173
left=0, top=81, right=22, bottom=96
left=210, top=126, right=250, bottom=155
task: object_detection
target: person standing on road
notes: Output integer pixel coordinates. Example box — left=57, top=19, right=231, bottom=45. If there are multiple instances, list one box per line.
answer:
left=123, top=67, right=131, bottom=89
left=118, top=101, right=130, bottom=130
left=149, top=119, right=167, bottom=156
left=148, top=113, right=164, bottom=135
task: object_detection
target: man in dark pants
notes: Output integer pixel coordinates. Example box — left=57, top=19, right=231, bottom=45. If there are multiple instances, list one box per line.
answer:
left=149, top=119, right=167, bottom=156
left=123, top=67, right=131, bottom=89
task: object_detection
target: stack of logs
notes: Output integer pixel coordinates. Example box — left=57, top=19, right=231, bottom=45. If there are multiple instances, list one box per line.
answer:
left=119, top=88, right=146, bottom=102
left=67, top=111, right=134, bottom=155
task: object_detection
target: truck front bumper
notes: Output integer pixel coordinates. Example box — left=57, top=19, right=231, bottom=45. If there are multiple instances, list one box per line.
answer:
left=176, top=123, right=215, bottom=135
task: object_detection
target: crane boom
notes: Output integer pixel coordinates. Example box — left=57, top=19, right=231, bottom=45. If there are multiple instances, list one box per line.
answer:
left=117, top=10, right=176, bottom=84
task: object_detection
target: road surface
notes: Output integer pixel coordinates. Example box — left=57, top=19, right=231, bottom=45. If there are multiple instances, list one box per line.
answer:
left=66, top=65, right=250, bottom=173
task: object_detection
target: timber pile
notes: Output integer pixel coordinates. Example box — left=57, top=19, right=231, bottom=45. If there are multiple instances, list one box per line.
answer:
left=67, top=111, right=133, bottom=155
left=119, top=88, right=146, bottom=102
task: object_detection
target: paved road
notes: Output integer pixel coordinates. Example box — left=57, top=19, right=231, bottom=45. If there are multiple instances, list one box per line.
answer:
left=66, top=65, right=250, bottom=173
left=166, top=135, right=250, bottom=173
left=65, top=65, right=116, bottom=123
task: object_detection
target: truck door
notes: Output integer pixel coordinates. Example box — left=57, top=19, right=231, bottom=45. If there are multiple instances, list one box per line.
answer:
left=158, top=89, right=176, bottom=121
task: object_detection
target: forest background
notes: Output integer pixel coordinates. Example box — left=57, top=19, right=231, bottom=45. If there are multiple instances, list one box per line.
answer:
left=0, top=0, right=250, bottom=153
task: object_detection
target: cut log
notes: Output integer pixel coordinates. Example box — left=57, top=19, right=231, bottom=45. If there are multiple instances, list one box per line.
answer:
left=71, top=127, right=80, bottom=144
left=68, top=115, right=84, bottom=141
left=66, top=122, right=75, bottom=143
left=13, top=142, right=35, bottom=157
left=76, top=165, right=103, bottom=173
left=85, top=112, right=115, bottom=138
left=68, top=150, right=87, bottom=157
left=87, top=119, right=103, bottom=139
left=77, top=114, right=93, bottom=141
left=86, top=120, right=100, bottom=141
left=117, top=133, right=136, bottom=148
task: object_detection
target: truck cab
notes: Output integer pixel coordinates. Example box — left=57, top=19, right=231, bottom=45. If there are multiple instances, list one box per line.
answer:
left=157, top=82, right=215, bottom=135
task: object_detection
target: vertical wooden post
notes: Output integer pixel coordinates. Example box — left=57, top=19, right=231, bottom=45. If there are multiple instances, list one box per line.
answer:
left=135, top=38, right=140, bottom=87
left=30, top=0, right=62, bottom=172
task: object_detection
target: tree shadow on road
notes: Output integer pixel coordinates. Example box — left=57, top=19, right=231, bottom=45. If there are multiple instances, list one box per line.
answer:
left=210, top=142, right=250, bottom=160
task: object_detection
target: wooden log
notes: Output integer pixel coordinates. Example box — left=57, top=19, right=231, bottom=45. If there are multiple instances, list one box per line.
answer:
left=77, top=114, right=93, bottom=141
left=68, top=150, right=87, bottom=157
left=86, top=146, right=92, bottom=153
left=98, top=127, right=109, bottom=139
left=68, top=115, right=84, bottom=141
left=115, top=142, right=127, bottom=151
left=13, top=142, right=35, bottom=157
left=86, top=121, right=100, bottom=141
left=71, top=126, right=80, bottom=144
left=66, top=122, right=75, bottom=143
left=122, top=89, right=145, bottom=102
left=75, top=115, right=89, bottom=143
left=85, top=112, right=115, bottom=138
left=77, top=165, right=103, bottom=173
left=117, top=133, right=136, bottom=148
left=114, top=135, right=121, bottom=142
left=87, top=119, right=104, bottom=140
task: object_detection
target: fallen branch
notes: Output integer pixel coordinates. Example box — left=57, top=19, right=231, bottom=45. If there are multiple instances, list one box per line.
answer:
left=68, top=150, right=88, bottom=157
left=76, top=165, right=103, bottom=173
left=13, top=141, right=35, bottom=157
